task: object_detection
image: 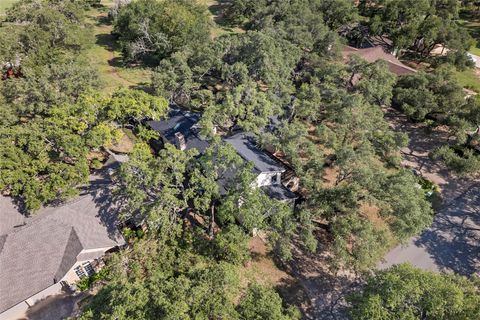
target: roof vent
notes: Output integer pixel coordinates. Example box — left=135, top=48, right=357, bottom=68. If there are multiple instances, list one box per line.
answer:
left=175, top=132, right=186, bottom=151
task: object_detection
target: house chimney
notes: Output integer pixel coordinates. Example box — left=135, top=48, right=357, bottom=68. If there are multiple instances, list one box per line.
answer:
left=175, top=132, right=186, bottom=150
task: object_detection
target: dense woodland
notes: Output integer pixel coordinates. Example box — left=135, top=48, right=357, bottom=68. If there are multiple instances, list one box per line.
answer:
left=0, top=0, right=480, bottom=319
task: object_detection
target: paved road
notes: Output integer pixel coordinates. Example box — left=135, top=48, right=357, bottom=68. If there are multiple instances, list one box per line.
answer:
left=467, top=52, right=480, bottom=68
left=380, top=183, right=480, bottom=275
left=380, top=108, right=480, bottom=276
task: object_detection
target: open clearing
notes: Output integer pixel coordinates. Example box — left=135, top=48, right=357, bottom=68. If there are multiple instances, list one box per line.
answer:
left=86, top=1, right=152, bottom=94
left=0, top=0, right=17, bottom=14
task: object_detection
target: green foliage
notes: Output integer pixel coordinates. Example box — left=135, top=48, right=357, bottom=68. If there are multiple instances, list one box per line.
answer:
left=224, top=0, right=348, bottom=55
left=347, top=57, right=397, bottom=106
left=218, top=187, right=299, bottom=260
left=115, top=139, right=302, bottom=261
left=360, top=0, right=474, bottom=67
left=376, top=170, right=434, bottom=240
left=1, top=57, right=99, bottom=116
left=348, top=263, right=480, bottom=320
left=113, top=0, right=210, bottom=63
left=417, top=176, right=438, bottom=196
left=76, top=267, right=109, bottom=292
left=331, top=211, right=390, bottom=271
left=394, top=71, right=480, bottom=174
left=152, top=31, right=301, bottom=133
left=319, top=0, right=359, bottom=30
left=122, top=227, right=145, bottom=242
left=211, top=225, right=250, bottom=265
left=432, top=145, right=480, bottom=175
left=268, top=84, right=426, bottom=270
left=393, top=67, right=467, bottom=122
left=107, top=88, right=168, bottom=123
left=0, top=86, right=165, bottom=211
left=4, top=0, right=93, bottom=64
left=237, top=283, right=301, bottom=320
left=80, top=238, right=298, bottom=320
left=224, top=0, right=267, bottom=25
left=115, top=142, right=198, bottom=237
left=200, top=80, right=276, bottom=135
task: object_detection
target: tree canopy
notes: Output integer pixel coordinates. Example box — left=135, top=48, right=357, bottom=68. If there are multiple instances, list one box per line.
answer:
left=0, top=89, right=167, bottom=211
left=359, top=0, right=474, bottom=68
left=79, top=237, right=300, bottom=320
left=113, top=0, right=210, bottom=63
left=113, top=139, right=302, bottom=260
left=348, top=264, right=480, bottom=320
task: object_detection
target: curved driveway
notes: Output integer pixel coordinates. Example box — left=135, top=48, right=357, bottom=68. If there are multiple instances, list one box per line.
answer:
left=380, top=183, right=480, bottom=275
left=380, top=108, right=480, bottom=276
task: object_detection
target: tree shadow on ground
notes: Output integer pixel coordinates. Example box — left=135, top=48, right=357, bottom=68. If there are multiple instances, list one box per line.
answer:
left=414, top=183, right=480, bottom=276
left=274, top=235, right=360, bottom=320
left=208, top=0, right=233, bottom=27
left=276, top=278, right=311, bottom=319
left=129, top=82, right=155, bottom=94
left=95, top=33, right=117, bottom=52
left=383, top=106, right=480, bottom=276
left=22, top=290, right=87, bottom=320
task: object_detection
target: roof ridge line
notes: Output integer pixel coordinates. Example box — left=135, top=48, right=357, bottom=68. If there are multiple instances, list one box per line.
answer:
left=53, top=227, right=83, bottom=283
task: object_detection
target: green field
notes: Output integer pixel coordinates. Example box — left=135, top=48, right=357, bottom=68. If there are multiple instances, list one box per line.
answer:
left=85, top=2, right=152, bottom=94
left=0, top=0, right=18, bottom=14
left=470, top=46, right=480, bottom=56
left=455, top=68, right=480, bottom=93
left=458, top=13, right=480, bottom=55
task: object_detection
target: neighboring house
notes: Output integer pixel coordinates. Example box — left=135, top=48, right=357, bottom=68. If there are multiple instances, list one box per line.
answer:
left=342, top=45, right=417, bottom=76
left=225, top=133, right=298, bottom=203
left=147, top=107, right=298, bottom=203
left=147, top=107, right=210, bottom=153
left=0, top=193, right=125, bottom=320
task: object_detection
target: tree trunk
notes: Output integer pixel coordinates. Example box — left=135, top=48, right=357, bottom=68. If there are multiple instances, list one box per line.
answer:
left=209, top=204, right=215, bottom=238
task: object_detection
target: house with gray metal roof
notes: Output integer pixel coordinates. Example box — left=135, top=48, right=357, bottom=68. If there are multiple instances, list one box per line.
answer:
left=146, top=107, right=297, bottom=203
left=0, top=194, right=125, bottom=320
left=224, top=133, right=297, bottom=203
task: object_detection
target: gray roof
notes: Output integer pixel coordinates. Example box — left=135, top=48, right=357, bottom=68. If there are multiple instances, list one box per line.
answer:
left=37, top=194, right=124, bottom=250
left=0, top=194, right=125, bottom=313
left=53, top=228, right=83, bottom=283
left=225, top=133, right=285, bottom=173
left=0, top=195, right=26, bottom=235
left=261, top=184, right=298, bottom=201
left=147, top=107, right=210, bottom=152
left=0, top=220, right=81, bottom=313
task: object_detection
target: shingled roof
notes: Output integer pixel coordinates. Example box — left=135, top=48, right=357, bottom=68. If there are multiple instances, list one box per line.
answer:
left=225, top=133, right=285, bottom=173
left=147, top=107, right=210, bottom=153
left=0, top=194, right=125, bottom=313
left=342, top=46, right=417, bottom=76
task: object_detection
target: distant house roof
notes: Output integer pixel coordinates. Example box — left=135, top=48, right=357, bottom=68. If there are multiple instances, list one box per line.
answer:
left=225, top=133, right=285, bottom=173
left=147, top=107, right=210, bottom=153
left=342, top=46, right=417, bottom=76
left=261, top=184, right=298, bottom=202
left=0, top=194, right=125, bottom=313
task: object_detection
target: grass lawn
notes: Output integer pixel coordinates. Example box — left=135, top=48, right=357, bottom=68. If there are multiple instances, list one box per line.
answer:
left=198, top=0, right=244, bottom=38
left=0, top=0, right=18, bottom=14
left=455, top=68, right=480, bottom=93
left=470, top=45, right=480, bottom=56
left=86, top=2, right=152, bottom=94
left=84, top=0, right=242, bottom=95
left=458, top=14, right=480, bottom=56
